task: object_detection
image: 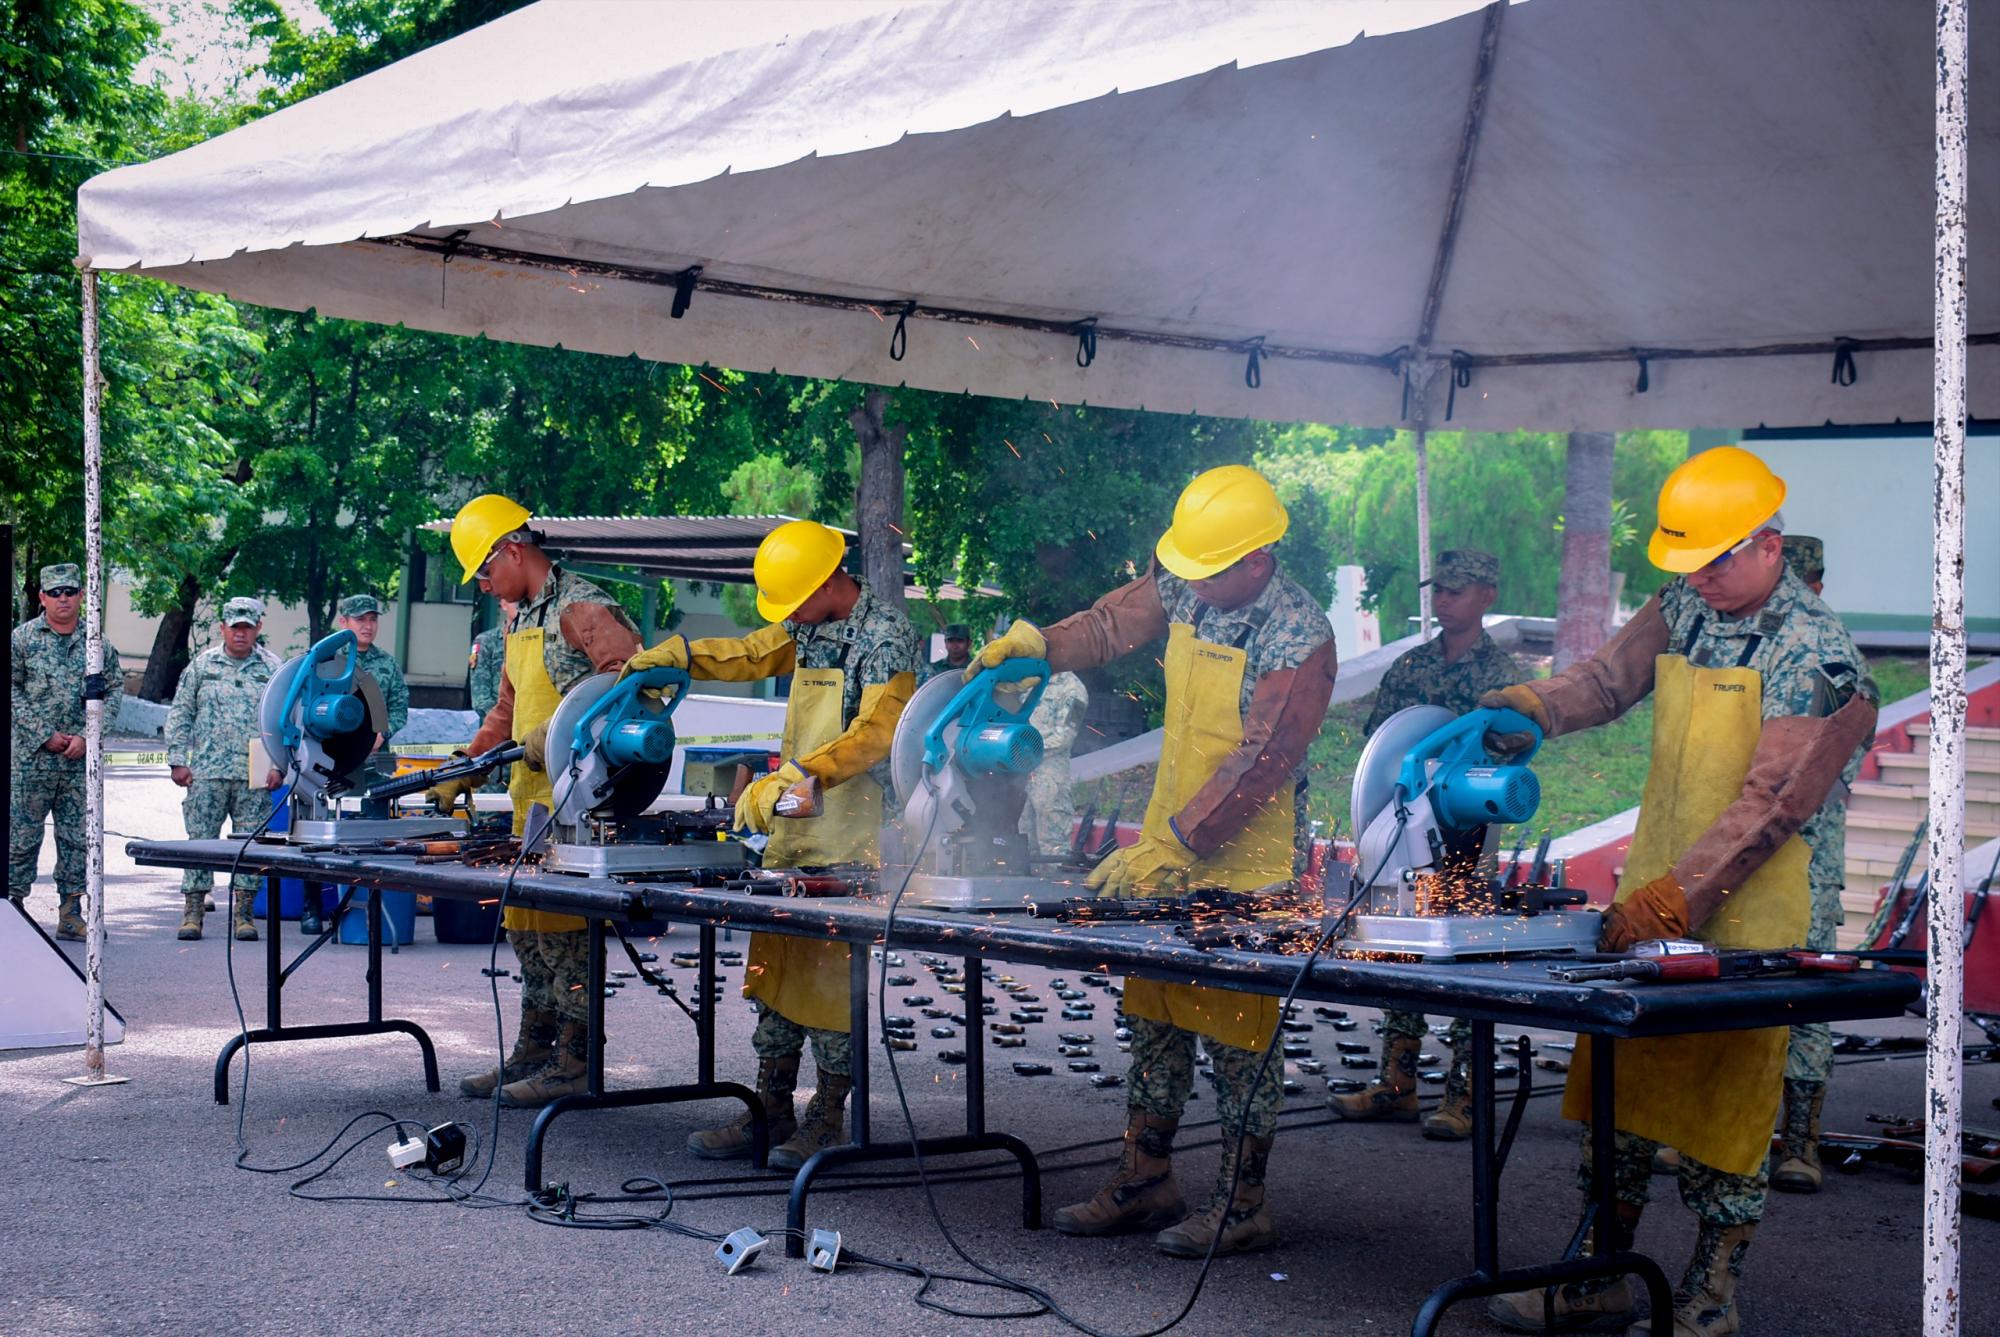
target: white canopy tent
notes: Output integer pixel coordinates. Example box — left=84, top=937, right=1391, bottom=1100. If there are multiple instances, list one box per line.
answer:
left=72, top=0, right=1979, bottom=1329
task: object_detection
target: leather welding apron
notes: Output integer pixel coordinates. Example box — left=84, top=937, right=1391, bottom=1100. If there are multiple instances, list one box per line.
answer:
left=1121, top=623, right=1294, bottom=1053
left=743, top=667, right=881, bottom=1033
left=1560, top=653, right=1809, bottom=1177
left=503, top=625, right=585, bottom=933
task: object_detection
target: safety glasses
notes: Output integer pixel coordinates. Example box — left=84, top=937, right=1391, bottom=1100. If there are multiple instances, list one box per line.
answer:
left=44, top=586, right=81, bottom=599
left=1695, top=533, right=1760, bottom=576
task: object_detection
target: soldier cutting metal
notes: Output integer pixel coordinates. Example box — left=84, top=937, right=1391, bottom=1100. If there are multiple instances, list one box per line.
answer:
left=1481, top=448, right=1877, bottom=1337
left=970, top=465, right=1338, bottom=1258
left=1334, top=547, right=1525, bottom=1141
left=427, top=494, right=642, bottom=1109
left=620, top=519, right=922, bottom=1170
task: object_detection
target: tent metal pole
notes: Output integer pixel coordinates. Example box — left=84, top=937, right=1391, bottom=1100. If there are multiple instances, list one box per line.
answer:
left=1414, top=427, right=1434, bottom=635
left=1925, top=2, right=1968, bottom=1333
left=65, top=267, right=123, bottom=1087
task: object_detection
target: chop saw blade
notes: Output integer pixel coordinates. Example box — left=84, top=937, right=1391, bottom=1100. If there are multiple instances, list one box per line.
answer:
left=1349, top=704, right=1454, bottom=884
left=543, top=671, right=671, bottom=826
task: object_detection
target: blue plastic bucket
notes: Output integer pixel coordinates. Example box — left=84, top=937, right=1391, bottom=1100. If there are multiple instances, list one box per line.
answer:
left=337, top=887, right=418, bottom=947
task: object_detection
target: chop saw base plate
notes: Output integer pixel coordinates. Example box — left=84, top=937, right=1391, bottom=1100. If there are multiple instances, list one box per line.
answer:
left=1341, top=910, right=1602, bottom=962
left=896, top=873, right=1085, bottom=912
left=283, top=816, right=465, bottom=845
left=542, top=841, right=746, bottom=879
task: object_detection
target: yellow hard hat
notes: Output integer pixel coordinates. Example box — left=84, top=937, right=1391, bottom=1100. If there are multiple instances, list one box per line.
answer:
left=1154, top=465, right=1290, bottom=580
left=1647, top=446, right=1787, bottom=573
left=754, top=520, right=846, bottom=621
left=449, top=494, right=533, bottom=584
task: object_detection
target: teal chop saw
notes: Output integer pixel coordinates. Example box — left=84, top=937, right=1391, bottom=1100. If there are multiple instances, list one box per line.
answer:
left=536, top=666, right=746, bottom=878
left=259, top=630, right=464, bottom=844
left=886, top=657, right=1064, bottom=911
left=1343, top=705, right=1600, bottom=960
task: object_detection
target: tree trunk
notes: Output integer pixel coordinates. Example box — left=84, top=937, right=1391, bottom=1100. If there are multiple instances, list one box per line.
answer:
left=849, top=389, right=909, bottom=612
left=140, top=574, right=201, bottom=701
left=1554, top=431, right=1616, bottom=672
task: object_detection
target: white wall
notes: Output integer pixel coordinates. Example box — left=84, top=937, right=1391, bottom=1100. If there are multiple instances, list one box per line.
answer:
left=1742, top=435, right=1998, bottom=624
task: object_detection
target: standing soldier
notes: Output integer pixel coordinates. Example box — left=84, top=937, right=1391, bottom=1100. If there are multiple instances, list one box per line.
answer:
left=336, top=595, right=409, bottom=748
left=469, top=597, right=518, bottom=716
left=9, top=563, right=118, bottom=940
left=1021, top=671, right=1090, bottom=856
left=426, top=497, right=642, bottom=1108
left=1783, top=534, right=1825, bottom=596
left=927, top=623, right=973, bottom=680
left=1336, top=549, right=1524, bottom=1140
left=165, top=597, right=282, bottom=941
left=622, top=520, right=921, bottom=1169
left=1483, top=449, right=1877, bottom=1336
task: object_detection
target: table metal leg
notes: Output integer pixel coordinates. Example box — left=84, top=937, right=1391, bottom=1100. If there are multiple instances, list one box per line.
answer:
left=212, top=879, right=438, bottom=1105
left=782, top=949, right=1041, bottom=1258
left=523, top=915, right=760, bottom=1196
left=1408, top=1031, right=1673, bottom=1337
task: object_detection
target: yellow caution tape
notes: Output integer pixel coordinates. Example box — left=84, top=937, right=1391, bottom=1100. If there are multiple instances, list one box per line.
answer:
left=391, top=733, right=777, bottom=758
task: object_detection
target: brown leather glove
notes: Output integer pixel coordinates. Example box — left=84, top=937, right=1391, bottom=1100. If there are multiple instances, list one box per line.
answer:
left=1477, top=684, right=1551, bottom=756
left=520, top=721, right=550, bottom=773
left=1599, top=873, right=1691, bottom=952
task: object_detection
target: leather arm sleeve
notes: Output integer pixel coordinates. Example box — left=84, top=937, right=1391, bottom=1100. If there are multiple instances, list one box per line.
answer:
left=686, top=623, right=799, bottom=682
left=561, top=601, right=642, bottom=677
left=1041, top=571, right=1171, bottom=673
left=794, top=671, right=918, bottom=787
left=466, top=669, right=516, bottom=756
left=1173, top=638, right=1338, bottom=857
left=1521, top=597, right=1670, bottom=738
left=1672, top=690, right=1880, bottom=929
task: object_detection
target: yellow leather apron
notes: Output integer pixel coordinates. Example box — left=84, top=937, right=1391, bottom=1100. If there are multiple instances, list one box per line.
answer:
left=1560, top=654, right=1809, bottom=1176
left=743, top=667, right=881, bottom=1033
left=1121, top=623, right=1295, bottom=1052
left=503, top=625, right=585, bottom=933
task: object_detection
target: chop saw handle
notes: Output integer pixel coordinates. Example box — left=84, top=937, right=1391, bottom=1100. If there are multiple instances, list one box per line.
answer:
left=921, top=657, right=1052, bottom=774
left=277, top=629, right=360, bottom=750
left=568, top=666, right=690, bottom=758
left=1394, top=706, right=1543, bottom=803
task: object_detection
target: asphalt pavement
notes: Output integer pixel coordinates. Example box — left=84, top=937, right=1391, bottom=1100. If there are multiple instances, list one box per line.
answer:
left=1, top=767, right=1994, bottom=1336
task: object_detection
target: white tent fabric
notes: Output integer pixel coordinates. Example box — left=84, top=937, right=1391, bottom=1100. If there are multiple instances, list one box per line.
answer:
left=77, top=0, right=2000, bottom=431
left=0, top=905, right=125, bottom=1050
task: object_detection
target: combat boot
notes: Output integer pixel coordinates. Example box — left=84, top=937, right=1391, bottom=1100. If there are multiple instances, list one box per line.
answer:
left=1630, top=1222, right=1754, bottom=1337
left=1487, top=1209, right=1640, bottom=1332
left=1423, top=1039, right=1474, bottom=1140
left=56, top=894, right=86, bottom=941
left=178, top=893, right=205, bottom=941
left=768, top=1069, right=852, bottom=1170
left=1154, top=1132, right=1276, bottom=1257
left=1327, top=1031, right=1421, bottom=1122
left=499, top=1020, right=590, bottom=1108
left=1051, top=1111, right=1184, bottom=1236
left=459, top=1007, right=559, bottom=1098
left=231, top=888, right=258, bottom=941
left=687, top=1054, right=800, bottom=1160
left=1771, top=1078, right=1826, bottom=1194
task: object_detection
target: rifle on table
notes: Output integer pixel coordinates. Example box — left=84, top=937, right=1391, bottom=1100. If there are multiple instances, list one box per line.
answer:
left=362, top=741, right=525, bottom=805
left=1859, top=817, right=1928, bottom=947
left=1028, top=884, right=1303, bottom=923
left=1548, top=939, right=1924, bottom=984
left=1805, top=1114, right=2000, bottom=1185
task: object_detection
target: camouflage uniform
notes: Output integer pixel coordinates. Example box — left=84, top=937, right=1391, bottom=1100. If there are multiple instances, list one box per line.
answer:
left=468, top=623, right=506, bottom=716
left=1128, top=1014, right=1283, bottom=1140
left=1020, top=671, right=1089, bottom=857
left=9, top=564, right=119, bottom=913
left=1782, top=535, right=1825, bottom=586
left=1580, top=567, right=1876, bottom=1226
left=1361, top=551, right=1524, bottom=1103
left=165, top=637, right=282, bottom=900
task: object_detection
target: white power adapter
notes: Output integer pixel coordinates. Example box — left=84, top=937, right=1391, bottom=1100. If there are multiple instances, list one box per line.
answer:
left=387, top=1136, right=428, bottom=1169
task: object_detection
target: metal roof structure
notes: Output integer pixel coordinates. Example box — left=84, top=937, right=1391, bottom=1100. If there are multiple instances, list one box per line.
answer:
left=418, top=511, right=997, bottom=602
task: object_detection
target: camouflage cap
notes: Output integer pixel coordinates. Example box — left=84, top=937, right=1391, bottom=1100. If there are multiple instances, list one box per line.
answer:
left=1783, top=534, right=1825, bottom=582
left=337, top=594, right=382, bottom=617
left=1420, top=548, right=1500, bottom=590
left=220, top=596, right=265, bottom=626
left=39, top=563, right=82, bottom=590
left=943, top=623, right=972, bottom=640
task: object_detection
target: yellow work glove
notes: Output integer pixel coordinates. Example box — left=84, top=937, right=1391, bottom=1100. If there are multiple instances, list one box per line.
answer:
left=619, top=634, right=690, bottom=681
left=1478, top=684, right=1552, bottom=757
left=1599, top=873, right=1691, bottom=953
left=520, top=721, right=550, bottom=773
left=1085, top=829, right=1198, bottom=896
left=734, top=760, right=808, bottom=835
left=426, top=753, right=486, bottom=816
left=964, top=619, right=1047, bottom=681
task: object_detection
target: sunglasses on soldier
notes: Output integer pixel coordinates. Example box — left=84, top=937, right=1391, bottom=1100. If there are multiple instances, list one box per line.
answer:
left=44, top=586, right=81, bottom=598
